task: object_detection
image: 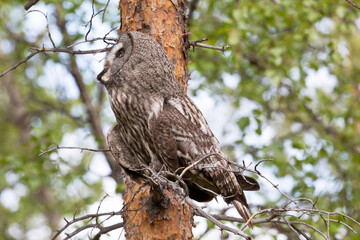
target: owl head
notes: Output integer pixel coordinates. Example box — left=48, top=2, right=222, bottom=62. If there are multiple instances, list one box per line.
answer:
left=97, top=31, right=183, bottom=98
left=97, top=33, right=133, bottom=83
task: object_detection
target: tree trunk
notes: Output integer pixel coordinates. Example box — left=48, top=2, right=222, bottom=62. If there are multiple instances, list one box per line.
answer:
left=118, top=1, right=193, bottom=239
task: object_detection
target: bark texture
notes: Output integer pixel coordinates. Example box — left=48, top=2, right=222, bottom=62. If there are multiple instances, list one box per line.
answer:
left=122, top=177, right=193, bottom=240
left=118, top=1, right=193, bottom=239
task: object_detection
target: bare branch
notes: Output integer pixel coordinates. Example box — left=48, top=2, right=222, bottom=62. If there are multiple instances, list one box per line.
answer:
left=39, top=146, right=110, bottom=156
left=326, top=213, right=330, bottom=239
left=85, top=0, right=96, bottom=41
left=26, top=10, right=56, bottom=47
left=30, top=46, right=111, bottom=54
left=329, top=219, right=357, bottom=234
left=275, top=219, right=328, bottom=239
left=282, top=216, right=304, bottom=240
left=0, top=51, right=40, bottom=78
left=85, top=0, right=115, bottom=40
left=186, top=197, right=252, bottom=240
left=52, top=210, right=121, bottom=240
left=178, top=153, right=221, bottom=178
left=189, top=40, right=231, bottom=52
left=67, top=37, right=117, bottom=48
left=252, top=158, right=301, bottom=207
left=102, top=27, right=119, bottom=44
left=64, top=223, right=98, bottom=240
left=101, top=0, right=111, bottom=22
left=199, top=204, right=359, bottom=239
left=24, top=0, right=39, bottom=10
left=0, top=47, right=110, bottom=79
left=345, top=0, right=360, bottom=9
left=91, top=222, right=125, bottom=240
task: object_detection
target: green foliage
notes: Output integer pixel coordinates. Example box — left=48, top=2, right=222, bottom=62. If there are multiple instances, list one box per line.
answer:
left=189, top=0, right=360, bottom=238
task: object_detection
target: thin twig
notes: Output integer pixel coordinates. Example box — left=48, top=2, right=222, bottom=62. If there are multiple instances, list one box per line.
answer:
left=64, top=224, right=98, bottom=240
left=85, top=0, right=96, bottom=41
left=91, top=222, right=125, bottom=240
left=282, top=216, right=303, bottom=240
left=101, top=0, right=111, bottom=22
left=67, top=37, right=117, bottom=48
left=208, top=209, right=346, bottom=239
left=253, top=159, right=301, bottom=207
left=103, top=27, right=119, bottom=44
left=345, top=0, right=360, bottom=9
left=329, top=219, right=357, bottom=234
left=0, top=51, right=39, bottom=78
left=178, top=153, right=221, bottom=178
left=327, top=213, right=330, bottom=239
left=30, top=46, right=111, bottom=54
left=0, top=47, right=110, bottom=79
left=26, top=10, right=56, bottom=48
left=186, top=197, right=252, bottom=240
left=52, top=211, right=120, bottom=240
left=274, top=220, right=328, bottom=239
left=39, top=146, right=110, bottom=156
left=189, top=40, right=231, bottom=52
left=289, top=222, right=312, bottom=240
left=24, top=0, right=39, bottom=10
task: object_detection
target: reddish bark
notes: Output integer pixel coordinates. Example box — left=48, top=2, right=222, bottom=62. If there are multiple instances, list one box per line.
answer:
left=122, top=177, right=193, bottom=240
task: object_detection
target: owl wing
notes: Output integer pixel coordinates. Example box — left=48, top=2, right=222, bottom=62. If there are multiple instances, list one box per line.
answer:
left=107, top=125, right=144, bottom=181
left=148, top=96, right=259, bottom=195
left=148, top=96, right=214, bottom=172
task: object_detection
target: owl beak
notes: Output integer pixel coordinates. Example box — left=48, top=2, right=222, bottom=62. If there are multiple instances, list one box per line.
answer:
left=96, top=61, right=109, bottom=82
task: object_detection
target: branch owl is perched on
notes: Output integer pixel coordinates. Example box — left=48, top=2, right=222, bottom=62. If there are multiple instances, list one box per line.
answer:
left=97, top=31, right=260, bottom=228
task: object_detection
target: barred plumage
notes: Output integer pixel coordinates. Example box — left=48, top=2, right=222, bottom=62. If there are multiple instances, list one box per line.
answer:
left=98, top=31, right=260, bottom=228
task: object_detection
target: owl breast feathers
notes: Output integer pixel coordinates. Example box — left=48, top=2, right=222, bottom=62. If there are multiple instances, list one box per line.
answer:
left=97, top=31, right=260, bottom=228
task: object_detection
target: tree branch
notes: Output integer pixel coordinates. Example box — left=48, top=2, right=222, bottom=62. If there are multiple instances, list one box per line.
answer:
left=178, top=153, right=221, bottom=178
left=39, top=146, right=110, bottom=156
left=26, top=10, right=56, bottom=47
left=189, top=40, right=231, bottom=52
left=0, top=51, right=39, bottom=78
left=345, top=0, right=360, bottom=9
left=31, top=46, right=111, bottom=54
left=91, top=222, right=125, bottom=240
left=67, top=37, right=117, bottom=48
left=24, top=0, right=39, bottom=10
left=0, top=47, right=110, bottom=79
left=52, top=211, right=122, bottom=240
left=186, top=197, right=252, bottom=240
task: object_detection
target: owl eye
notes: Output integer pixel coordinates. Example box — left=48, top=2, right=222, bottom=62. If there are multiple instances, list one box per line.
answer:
left=115, top=48, right=125, bottom=58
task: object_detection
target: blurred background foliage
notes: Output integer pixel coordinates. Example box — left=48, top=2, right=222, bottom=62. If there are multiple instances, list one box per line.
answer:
left=0, top=0, right=359, bottom=239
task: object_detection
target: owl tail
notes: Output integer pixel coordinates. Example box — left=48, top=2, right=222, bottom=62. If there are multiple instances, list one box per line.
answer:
left=233, top=200, right=254, bottom=229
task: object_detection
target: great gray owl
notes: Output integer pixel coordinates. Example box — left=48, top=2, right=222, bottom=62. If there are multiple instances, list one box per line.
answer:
left=97, top=31, right=260, bottom=228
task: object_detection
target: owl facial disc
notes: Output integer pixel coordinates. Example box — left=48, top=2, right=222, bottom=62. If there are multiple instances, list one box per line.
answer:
left=97, top=42, right=125, bottom=82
